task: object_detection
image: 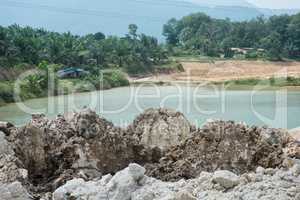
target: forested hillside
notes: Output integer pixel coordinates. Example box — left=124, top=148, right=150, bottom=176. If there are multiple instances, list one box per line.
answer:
left=164, top=12, right=300, bottom=60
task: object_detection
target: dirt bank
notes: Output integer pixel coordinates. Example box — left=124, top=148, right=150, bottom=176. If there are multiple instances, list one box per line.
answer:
left=131, top=60, right=300, bottom=83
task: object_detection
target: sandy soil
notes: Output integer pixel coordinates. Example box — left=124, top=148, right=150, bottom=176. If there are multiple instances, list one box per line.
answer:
left=130, top=60, right=300, bottom=83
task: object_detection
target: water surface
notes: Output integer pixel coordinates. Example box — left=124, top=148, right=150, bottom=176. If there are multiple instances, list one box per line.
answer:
left=0, top=85, right=299, bottom=129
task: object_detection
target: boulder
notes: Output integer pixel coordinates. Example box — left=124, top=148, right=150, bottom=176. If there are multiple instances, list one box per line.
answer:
left=0, top=182, right=32, bottom=200
left=127, top=108, right=192, bottom=150
left=53, top=164, right=147, bottom=200
left=212, top=170, right=240, bottom=189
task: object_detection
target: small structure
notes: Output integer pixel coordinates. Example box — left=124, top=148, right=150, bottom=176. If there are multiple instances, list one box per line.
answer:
left=230, top=48, right=265, bottom=55
left=57, top=67, right=89, bottom=79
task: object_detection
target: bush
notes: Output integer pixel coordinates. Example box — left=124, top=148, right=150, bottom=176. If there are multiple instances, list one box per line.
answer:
left=102, top=70, right=130, bottom=88
left=245, top=51, right=258, bottom=59
left=0, top=82, right=14, bottom=103
left=84, top=69, right=130, bottom=90
left=234, top=78, right=260, bottom=85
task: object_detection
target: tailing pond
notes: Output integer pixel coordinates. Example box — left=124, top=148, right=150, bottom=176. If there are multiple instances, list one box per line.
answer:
left=0, top=84, right=300, bottom=129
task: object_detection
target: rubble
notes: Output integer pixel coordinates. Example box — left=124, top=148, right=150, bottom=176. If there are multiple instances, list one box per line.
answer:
left=5, top=109, right=161, bottom=197
left=146, top=120, right=291, bottom=181
left=0, top=108, right=299, bottom=199
left=0, top=121, right=14, bottom=135
left=53, top=163, right=300, bottom=200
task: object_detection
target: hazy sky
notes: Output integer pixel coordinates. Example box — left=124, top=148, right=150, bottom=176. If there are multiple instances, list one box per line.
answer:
left=247, top=0, right=300, bottom=9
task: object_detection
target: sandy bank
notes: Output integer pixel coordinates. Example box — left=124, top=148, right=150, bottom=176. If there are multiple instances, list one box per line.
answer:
left=130, top=60, right=300, bottom=84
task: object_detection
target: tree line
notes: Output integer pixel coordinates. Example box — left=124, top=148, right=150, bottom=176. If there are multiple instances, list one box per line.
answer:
left=1, top=12, right=300, bottom=72
left=163, top=12, right=300, bottom=60
left=0, top=24, right=167, bottom=74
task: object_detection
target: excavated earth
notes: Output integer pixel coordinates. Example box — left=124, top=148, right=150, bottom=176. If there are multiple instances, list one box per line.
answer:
left=0, top=108, right=299, bottom=199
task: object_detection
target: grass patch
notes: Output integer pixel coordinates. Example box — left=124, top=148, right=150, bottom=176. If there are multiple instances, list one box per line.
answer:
left=224, top=76, right=300, bottom=87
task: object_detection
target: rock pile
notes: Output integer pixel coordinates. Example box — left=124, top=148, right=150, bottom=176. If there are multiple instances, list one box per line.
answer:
left=145, top=120, right=293, bottom=181
left=4, top=109, right=161, bottom=198
left=53, top=163, right=300, bottom=200
left=0, top=131, right=31, bottom=200
left=0, top=108, right=299, bottom=199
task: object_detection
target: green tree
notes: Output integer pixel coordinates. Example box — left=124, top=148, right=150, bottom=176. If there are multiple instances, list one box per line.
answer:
left=260, top=32, right=282, bottom=60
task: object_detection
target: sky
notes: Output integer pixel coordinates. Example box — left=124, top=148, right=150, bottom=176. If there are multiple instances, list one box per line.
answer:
left=247, top=0, right=300, bottom=9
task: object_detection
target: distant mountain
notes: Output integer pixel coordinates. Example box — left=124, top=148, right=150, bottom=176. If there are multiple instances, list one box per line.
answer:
left=185, top=0, right=255, bottom=7
left=258, top=8, right=300, bottom=16
left=0, top=0, right=299, bottom=39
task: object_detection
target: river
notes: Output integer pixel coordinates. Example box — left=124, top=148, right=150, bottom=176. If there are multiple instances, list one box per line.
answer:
left=0, top=84, right=300, bottom=129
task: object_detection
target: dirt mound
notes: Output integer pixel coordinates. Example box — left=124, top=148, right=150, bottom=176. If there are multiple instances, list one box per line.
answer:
left=1, top=108, right=299, bottom=198
left=127, top=108, right=193, bottom=150
left=7, top=109, right=161, bottom=197
left=146, top=120, right=292, bottom=181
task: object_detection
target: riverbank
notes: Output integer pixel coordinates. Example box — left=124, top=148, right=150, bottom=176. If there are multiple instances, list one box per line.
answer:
left=131, top=60, right=300, bottom=84
left=2, top=60, right=300, bottom=107
left=0, top=108, right=299, bottom=199
left=0, top=69, right=130, bottom=107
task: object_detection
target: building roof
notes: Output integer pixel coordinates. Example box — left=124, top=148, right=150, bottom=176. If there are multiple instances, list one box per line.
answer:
left=57, top=67, right=89, bottom=77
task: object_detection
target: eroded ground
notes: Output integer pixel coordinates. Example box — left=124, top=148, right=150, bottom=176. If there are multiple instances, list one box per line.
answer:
left=131, top=60, right=300, bottom=83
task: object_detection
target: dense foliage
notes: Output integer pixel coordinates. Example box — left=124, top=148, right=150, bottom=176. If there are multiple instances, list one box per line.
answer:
left=0, top=24, right=167, bottom=74
left=163, top=13, right=300, bottom=60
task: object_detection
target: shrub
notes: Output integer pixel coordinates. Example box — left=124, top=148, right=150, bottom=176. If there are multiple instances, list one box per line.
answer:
left=84, top=69, right=129, bottom=90
left=102, top=70, right=130, bottom=88
left=0, top=82, right=14, bottom=103
left=245, top=51, right=258, bottom=59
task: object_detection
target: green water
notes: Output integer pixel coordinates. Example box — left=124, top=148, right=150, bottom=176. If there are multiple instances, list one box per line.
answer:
left=0, top=85, right=300, bottom=129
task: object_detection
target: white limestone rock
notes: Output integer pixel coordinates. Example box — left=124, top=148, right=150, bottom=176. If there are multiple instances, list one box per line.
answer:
left=212, top=170, right=240, bottom=189
left=0, top=182, right=32, bottom=200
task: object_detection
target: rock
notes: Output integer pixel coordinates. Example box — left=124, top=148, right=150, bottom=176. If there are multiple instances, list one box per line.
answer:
left=265, top=168, right=276, bottom=175
left=127, top=108, right=192, bottom=150
left=0, top=121, right=14, bottom=135
left=212, top=170, right=240, bottom=189
left=290, top=164, right=300, bottom=176
left=285, top=141, right=300, bottom=159
left=0, top=131, right=27, bottom=184
left=256, top=166, right=265, bottom=174
left=52, top=178, right=104, bottom=200
left=0, top=182, right=32, bottom=200
left=8, top=109, right=161, bottom=195
left=106, top=164, right=146, bottom=200
left=128, top=163, right=146, bottom=182
left=54, top=163, right=299, bottom=200
left=289, top=128, right=300, bottom=142
left=146, top=120, right=289, bottom=181
left=54, top=164, right=146, bottom=200
left=174, top=191, right=196, bottom=200
left=0, top=131, right=13, bottom=155
left=2, top=108, right=299, bottom=198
